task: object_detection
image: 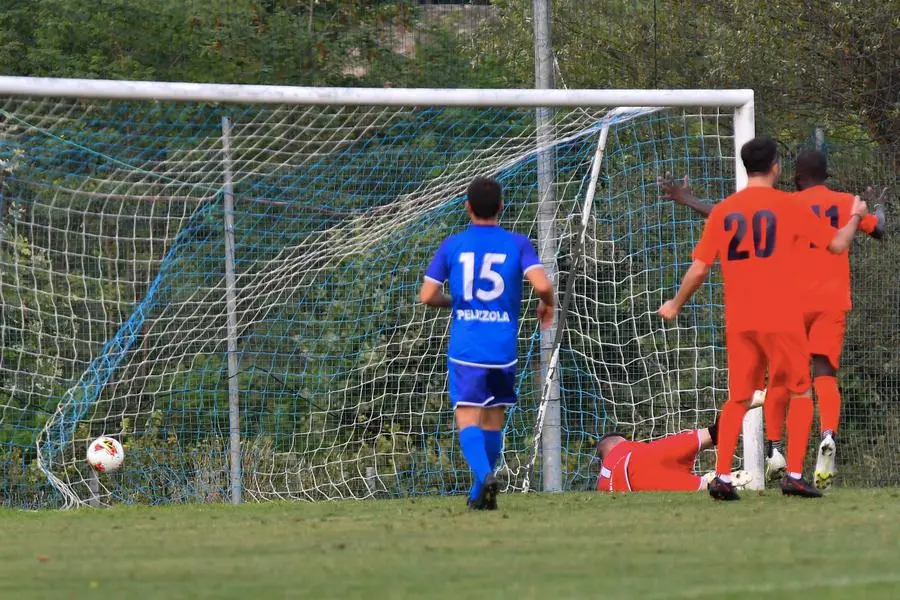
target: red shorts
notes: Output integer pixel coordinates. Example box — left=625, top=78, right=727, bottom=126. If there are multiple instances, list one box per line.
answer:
left=726, top=330, right=810, bottom=402
left=803, top=311, right=846, bottom=369
left=597, top=432, right=704, bottom=492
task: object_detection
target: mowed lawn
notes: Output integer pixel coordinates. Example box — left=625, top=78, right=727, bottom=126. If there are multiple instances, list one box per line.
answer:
left=1, top=489, right=899, bottom=600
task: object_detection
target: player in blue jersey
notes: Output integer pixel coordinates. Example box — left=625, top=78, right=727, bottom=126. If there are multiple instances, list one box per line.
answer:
left=419, top=176, right=555, bottom=510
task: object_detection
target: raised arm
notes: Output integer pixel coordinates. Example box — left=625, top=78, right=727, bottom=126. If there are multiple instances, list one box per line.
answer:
left=860, top=186, right=888, bottom=240
left=658, top=173, right=714, bottom=217
left=825, top=196, right=868, bottom=254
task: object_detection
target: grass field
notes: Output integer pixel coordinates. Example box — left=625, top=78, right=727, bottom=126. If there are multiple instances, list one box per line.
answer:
left=2, top=489, right=899, bottom=600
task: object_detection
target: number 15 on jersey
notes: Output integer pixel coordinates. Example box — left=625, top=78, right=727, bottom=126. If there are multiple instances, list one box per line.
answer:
left=459, top=252, right=507, bottom=301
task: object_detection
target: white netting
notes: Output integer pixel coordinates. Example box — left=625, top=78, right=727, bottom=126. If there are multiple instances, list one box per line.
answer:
left=0, top=93, right=738, bottom=506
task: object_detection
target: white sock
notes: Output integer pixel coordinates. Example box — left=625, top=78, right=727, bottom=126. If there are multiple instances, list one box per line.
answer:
left=788, top=472, right=802, bottom=480
left=717, top=474, right=732, bottom=484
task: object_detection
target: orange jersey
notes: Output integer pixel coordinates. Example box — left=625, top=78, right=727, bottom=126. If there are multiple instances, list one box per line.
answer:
left=692, top=186, right=835, bottom=332
left=792, top=186, right=877, bottom=312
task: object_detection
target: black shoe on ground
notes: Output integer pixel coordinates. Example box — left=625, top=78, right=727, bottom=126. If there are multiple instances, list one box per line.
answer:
left=781, top=475, right=823, bottom=498
left=484, top=482, right=498, bottom=511
left=477, top=473, right=499, bottom=511
left=708, top=476, right=740, bottom=501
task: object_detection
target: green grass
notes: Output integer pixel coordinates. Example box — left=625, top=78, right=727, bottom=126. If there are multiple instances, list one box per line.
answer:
left=1, top=490, right=899, bottom=600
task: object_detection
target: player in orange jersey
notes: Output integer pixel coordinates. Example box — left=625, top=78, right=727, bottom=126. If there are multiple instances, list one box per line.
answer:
left=658, top=137, right=867, bottom=500
left=596, top=418, right=752, bottom=493
left=660, top=151, right=885, bottom=491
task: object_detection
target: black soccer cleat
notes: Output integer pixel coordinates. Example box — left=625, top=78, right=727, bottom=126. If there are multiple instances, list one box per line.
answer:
left=708, top=476, right=740, bottom=501
left=484, top=485, right=498, bottom=511
left=477, top=473, right=500, bottom=511
left=781, top=475, right=824, bottom=498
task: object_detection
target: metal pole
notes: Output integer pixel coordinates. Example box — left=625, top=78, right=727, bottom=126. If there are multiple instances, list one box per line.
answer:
left=88, top=469, right=100, bottom=507
left=733, top=99, right=764, bottom=491
left=221, top=116, right=242, bottom=504
left=814, top=126, right=825, bottom=152
left=533, top=0, right=561, bottom=493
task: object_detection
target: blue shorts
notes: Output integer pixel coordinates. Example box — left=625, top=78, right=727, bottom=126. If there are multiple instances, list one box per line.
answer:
left=448, top=361, right=517, bottom=408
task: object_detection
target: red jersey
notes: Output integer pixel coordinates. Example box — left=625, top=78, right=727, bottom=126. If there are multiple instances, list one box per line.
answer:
left=692, top=186, right=836, bottom=333
left=596, top=440, right=643, bottom=492
left=792, top=186, right=877, bottom=312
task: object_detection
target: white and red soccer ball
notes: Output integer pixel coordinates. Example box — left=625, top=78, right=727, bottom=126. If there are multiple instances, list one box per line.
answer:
left=86, top=436, right=124, bottom=473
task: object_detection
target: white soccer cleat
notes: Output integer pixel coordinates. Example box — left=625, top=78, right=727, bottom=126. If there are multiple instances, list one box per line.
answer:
left=749, top=388, right=766, bottom=409
left=815, top=434, right=837, bottom=491
left=730, top=469, right=753, bottom=490
left=700, top=470, right=752, bottom=490
left=765, top=447, right=786, bottom=483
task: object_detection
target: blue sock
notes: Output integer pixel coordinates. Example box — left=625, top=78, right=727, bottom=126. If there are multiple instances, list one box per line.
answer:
left=483, top=429, right=503, bottom=470
left=459, top=426, right=491, bottom=501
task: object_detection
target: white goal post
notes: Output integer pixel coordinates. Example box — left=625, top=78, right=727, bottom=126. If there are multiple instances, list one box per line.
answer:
left=0, top=77, right=761, bottom=507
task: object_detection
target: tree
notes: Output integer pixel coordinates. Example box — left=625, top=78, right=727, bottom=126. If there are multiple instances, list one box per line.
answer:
left=470, top=0, right=899, bottom=149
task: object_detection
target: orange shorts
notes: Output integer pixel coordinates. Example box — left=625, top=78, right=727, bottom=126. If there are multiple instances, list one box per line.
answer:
left=726, top=330, right=810, bottom=402
left=803, top=311, right=846, bottom=369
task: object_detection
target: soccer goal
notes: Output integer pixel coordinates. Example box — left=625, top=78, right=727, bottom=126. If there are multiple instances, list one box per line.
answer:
left=0, top=78, right=759, bottom=507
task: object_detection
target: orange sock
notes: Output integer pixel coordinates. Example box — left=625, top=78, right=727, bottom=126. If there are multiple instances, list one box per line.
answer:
left=814, top=376, right=841, bottom=434
left=715, top=401, right=749, bottom=475
left=764, top=386, right=789, bottom=443
left=786, top=394, right=814, bottom=474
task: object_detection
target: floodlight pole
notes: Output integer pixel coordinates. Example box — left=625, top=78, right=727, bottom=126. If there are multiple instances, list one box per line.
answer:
left=222, top=116, right=242, bottom=504
left=533, top=0, right=562, bottom=493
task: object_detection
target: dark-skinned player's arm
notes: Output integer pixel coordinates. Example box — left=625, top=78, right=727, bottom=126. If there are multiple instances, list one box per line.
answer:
left=658, top=208, right=717, bottom=321
left=860, top=186, right=888, bottom=240
left=657, top=173, right=714, bottom=217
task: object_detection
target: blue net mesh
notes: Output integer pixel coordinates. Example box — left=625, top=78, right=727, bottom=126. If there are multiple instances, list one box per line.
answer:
left=0, top=98, right=738, bottom=506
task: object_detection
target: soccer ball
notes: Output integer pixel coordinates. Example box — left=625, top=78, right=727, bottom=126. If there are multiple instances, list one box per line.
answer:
left=86, top=436, right=125, bottom=473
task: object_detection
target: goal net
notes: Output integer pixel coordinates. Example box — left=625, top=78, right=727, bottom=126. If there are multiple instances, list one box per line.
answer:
left=0, top=80, right=756, bottom=507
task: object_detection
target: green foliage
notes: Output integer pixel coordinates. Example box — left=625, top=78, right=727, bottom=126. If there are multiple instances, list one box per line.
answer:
left=472, top=0, right=899, bottom=149
left=0, top=0, right=501, bottom=89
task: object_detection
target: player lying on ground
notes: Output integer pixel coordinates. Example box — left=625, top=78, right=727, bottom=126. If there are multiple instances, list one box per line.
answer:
left=660, top=151, right=886, bottom=490
left=596, top=418, right=752, bottom=492
left=658, top=137, right=867, bottom=501
left=419, top=176, right=555, bottom=510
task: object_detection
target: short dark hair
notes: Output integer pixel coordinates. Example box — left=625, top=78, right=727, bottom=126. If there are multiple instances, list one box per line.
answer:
left=740, top=137, right=779, bottom=176
left=795, top=150, right=829, bottom=184
left=467, top=176, right=502, bottom=218
left=596, top=431, right=627, bottom=460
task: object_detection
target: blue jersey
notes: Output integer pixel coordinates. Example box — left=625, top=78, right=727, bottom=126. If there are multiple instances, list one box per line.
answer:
left=425, top=224, right=542, bottom=367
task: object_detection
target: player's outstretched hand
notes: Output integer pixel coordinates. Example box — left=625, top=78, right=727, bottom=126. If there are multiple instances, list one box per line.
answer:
left=658, top=300, right=680, bottom=321
left=851, top=195, right=869, bottom=218
left=861, top=185, right=888, bottom=207
left=537, top=301, right=553, bottom=330
left=657, top=172, right=692, bottom=205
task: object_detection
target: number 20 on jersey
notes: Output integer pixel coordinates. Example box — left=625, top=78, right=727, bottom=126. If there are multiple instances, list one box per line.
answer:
left=724, top=210, right=777, bottom=261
